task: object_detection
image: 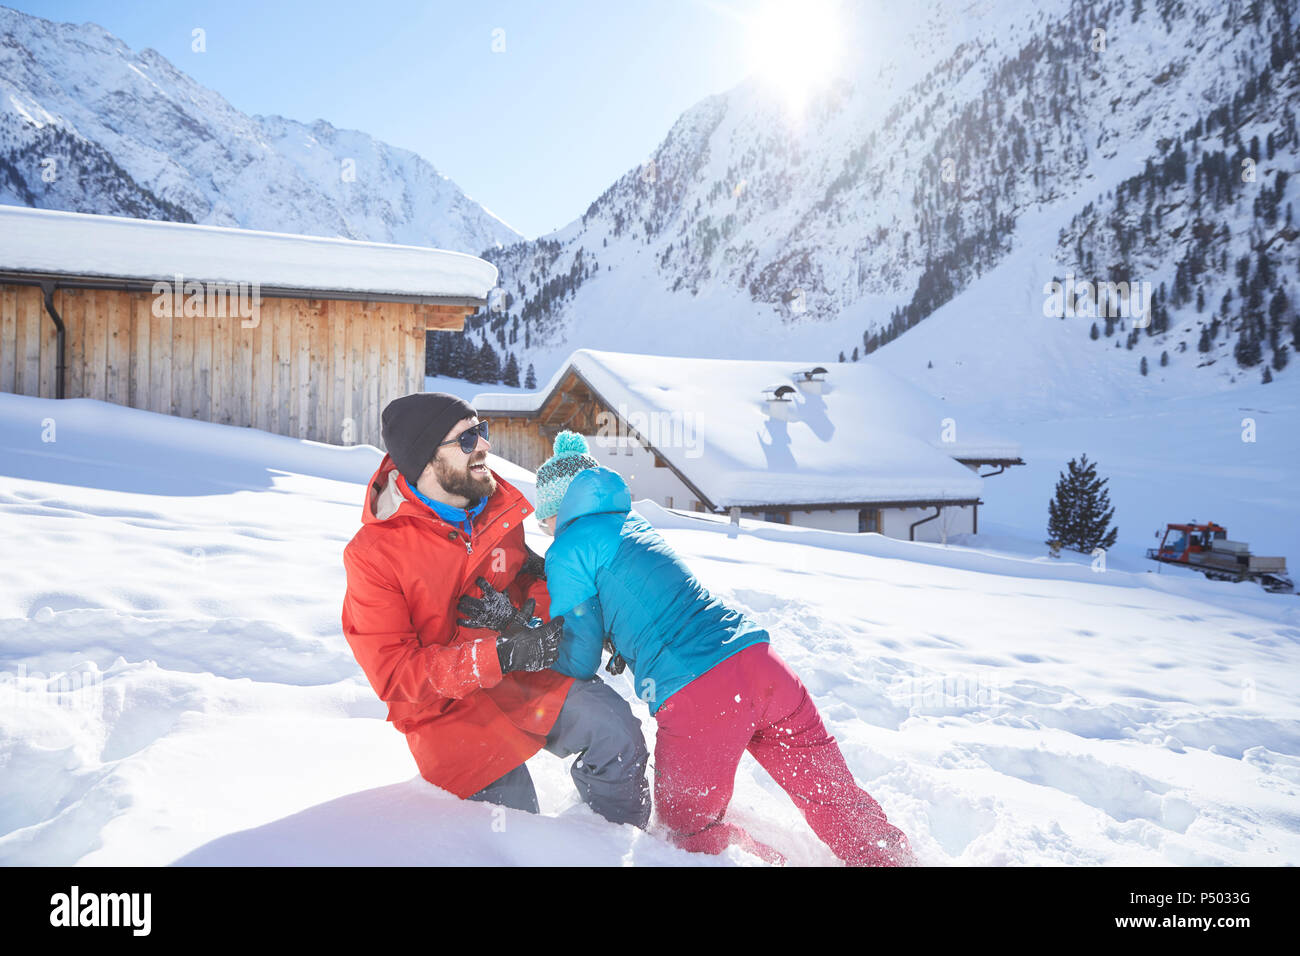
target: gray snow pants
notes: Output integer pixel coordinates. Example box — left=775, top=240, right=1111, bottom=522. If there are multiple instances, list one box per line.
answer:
left=468, top=676, right=651, bottom=828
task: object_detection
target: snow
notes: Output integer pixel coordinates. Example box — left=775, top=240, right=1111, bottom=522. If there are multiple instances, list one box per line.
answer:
left=472, top=349, right=1020, bottom=507
left=2, top=390, right=1297, bottom=866
left=0, top=205, right=498, bottom=300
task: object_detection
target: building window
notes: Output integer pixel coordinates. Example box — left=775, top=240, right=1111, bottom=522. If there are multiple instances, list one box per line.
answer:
left=858, top=508, right=880, bottom=533
left=763, top=510, right=788, bottom=524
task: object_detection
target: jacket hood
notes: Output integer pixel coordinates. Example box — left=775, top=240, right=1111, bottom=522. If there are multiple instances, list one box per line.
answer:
left=360, top=453, right=530, bottom=526
left=361, top=454, right=419, bottom=525
left=556, top=466, right=631, bottom=532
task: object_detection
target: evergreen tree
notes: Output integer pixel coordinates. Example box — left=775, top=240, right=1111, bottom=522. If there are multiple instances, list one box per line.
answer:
left=1160, top=350, right=1169, bottom=367
left=1140, top=355, right=1149, bottom=375
left=525, top=363, right=537, bottom=389
left=1263, top=365, right=1273, bottom=384
left=1046, top=454, right=1118, bottom=554
left=1090, top=322, right=1099, bottom=340
left=502, top=352, right=520, bottom=388
left=1234, top=325, right=1262, bottom=367
left=475, top=340, right=501, bottom=384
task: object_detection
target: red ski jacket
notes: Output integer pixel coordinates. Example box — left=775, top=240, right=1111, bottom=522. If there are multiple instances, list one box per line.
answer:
left=341, top=454, right=573, bottom=798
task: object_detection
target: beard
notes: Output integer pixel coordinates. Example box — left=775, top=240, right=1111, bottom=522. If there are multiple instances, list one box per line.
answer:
left=432, top=450, right=496, bottom=504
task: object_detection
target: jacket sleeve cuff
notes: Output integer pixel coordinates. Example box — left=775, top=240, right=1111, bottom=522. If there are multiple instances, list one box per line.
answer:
left=473, top=636, right=504, bottom=689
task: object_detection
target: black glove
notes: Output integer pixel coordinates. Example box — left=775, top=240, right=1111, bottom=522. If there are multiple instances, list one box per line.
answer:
left=457, top=577, right=533, bottom=632
left=603, top=636, right=626, bottom=675
left=522, top=543, right=547, bottom=581
left=496, top=616, right=565, bottom=674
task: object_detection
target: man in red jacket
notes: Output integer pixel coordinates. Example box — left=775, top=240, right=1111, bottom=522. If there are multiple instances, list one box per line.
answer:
left=341, top=392, right=650, bottom=826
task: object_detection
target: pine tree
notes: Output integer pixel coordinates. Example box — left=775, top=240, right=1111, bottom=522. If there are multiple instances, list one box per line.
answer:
left=1046, top=454, right=1118, bottom=554
left=1234, top=325, right=1262, bottom=367
left=475, top=341, right=500, bottom=384
left=1090, top=322, right=1099, bottom=340
left=1263, top=365, right=1273, bottom=383
left=502, top=352, right=520, bottom=388
left=525, top=363, right=537, bottom=389
left=1140, top=355, right=1149, bottom=375
left=1160, top=350, right=1169, bottom=367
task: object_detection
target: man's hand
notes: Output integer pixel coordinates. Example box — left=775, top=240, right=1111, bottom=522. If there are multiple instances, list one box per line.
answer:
left=457, top=576, right=533, bottom=632
left=522, top=543, right=547, bottom=581
left=496, top=616, right=565, bottom=674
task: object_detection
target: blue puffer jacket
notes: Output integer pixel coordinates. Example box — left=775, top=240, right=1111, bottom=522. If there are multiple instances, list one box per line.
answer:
left=545, top=466, right=769, bottom=714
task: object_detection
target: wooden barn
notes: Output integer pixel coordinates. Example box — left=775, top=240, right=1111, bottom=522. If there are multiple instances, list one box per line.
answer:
left=474, top=349, right=1025, bottom=542
left=0, top=205, right=496, bottom=448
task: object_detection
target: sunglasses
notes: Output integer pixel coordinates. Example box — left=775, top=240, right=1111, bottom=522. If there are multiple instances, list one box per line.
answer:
left=438, top=419, right=490, bottom=454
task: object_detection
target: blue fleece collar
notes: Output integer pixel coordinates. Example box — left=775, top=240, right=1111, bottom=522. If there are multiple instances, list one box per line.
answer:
left=409, top=482, right=488, bottom=537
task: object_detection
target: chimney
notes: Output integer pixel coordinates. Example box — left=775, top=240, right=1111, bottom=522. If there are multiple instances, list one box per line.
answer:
left=762, top=384, right=797, bottom=421
left=793, top=366, right=829, bottom=395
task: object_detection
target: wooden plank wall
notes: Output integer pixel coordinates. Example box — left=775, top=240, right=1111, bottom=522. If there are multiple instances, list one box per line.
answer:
left=0, top=283, right=467, bottom=450
left=487, top=418, right=551, bottom=472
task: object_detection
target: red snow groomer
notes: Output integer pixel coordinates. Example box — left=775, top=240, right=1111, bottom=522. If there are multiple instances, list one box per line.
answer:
left=1146, top=521, right=1294, bottom=593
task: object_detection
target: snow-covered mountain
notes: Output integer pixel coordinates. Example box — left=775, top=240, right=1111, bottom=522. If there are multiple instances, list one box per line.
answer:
left=0, top=5, right=520, bottom=252
left=456, top=0, right=1298, bottom=417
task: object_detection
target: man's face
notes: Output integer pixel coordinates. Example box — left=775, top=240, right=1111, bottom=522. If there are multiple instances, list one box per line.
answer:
left=426, top=416, right=495, bottom=503
left=540, top=514, right=557, bottom=537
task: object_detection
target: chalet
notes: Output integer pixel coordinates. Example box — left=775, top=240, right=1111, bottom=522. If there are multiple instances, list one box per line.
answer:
left=473, top=349, right=1024, bottom=542
left=0, top=205, right=495, bottom=448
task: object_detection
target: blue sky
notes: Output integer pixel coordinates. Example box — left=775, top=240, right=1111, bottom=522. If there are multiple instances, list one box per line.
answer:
left=13, top=0, right=769, bottom=238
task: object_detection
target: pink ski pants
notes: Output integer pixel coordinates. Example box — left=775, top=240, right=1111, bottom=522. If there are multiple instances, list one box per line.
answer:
left=652, top=641, right=913, bottom=866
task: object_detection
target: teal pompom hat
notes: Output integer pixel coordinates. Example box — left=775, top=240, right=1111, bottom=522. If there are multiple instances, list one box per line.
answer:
left=535, top=431, right=601, bottom=522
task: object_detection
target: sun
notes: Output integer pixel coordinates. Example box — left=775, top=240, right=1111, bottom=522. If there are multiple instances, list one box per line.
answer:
left=745, top=0, right=843, bottom=115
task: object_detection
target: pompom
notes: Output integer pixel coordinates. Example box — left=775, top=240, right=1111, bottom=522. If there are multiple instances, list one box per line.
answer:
left=552, top=430, right=590, bottom=456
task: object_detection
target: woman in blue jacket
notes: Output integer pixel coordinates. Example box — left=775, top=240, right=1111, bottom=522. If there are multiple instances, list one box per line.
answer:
left=532, top=431, right=913, bottom=866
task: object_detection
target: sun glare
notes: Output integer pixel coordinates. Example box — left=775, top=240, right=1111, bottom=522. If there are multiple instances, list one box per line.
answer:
left=745, top=0, right=843, bottom=115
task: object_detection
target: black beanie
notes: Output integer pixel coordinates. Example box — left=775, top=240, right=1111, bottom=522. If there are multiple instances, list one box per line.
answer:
left=381, top=392, right=477, bottom=487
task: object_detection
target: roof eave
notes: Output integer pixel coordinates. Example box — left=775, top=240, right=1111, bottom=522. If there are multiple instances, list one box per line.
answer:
left=0, top=269, right=486, bottom=307
left=720, top=497, right=984, bottom=512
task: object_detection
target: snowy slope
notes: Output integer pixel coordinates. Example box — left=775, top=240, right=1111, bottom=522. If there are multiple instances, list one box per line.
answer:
left=458, top=0, right=1297, bottom=416
left=1, top=392, right=1297, bottom=866
left=0, top=6, right=520, bottom=252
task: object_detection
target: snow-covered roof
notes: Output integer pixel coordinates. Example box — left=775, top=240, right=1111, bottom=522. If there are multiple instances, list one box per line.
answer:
left=474, top=349, right=1023, bottom=509
left=0, top=205, right=497, bottom=301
